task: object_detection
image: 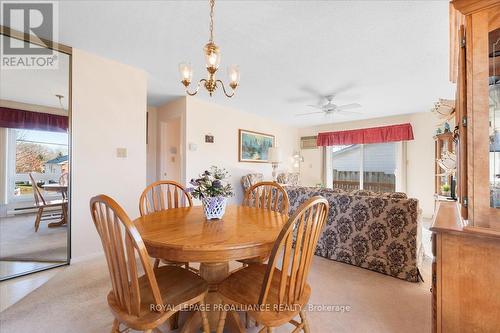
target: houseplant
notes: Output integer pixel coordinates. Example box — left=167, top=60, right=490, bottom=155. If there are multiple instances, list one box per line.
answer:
left=441, top=183, right=451, bottom=197
left=188, top=166, right=233, bottom=220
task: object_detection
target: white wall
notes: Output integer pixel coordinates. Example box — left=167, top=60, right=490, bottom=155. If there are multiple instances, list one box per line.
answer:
left=71, top=49, right=147, bottom=260
left=300, top=148, right=324, bottom=187
left=185, top=97, right=299, bottom=204
left=146, top=106, right=157, bottom=185
left=298, top=112, right=440, bottom=218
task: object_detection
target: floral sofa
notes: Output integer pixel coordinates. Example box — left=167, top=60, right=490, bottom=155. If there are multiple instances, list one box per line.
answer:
left=285, top=186, right=423, bottom=282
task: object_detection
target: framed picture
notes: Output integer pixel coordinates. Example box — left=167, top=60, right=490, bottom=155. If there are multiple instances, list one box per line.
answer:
left=238, top=129, right=275, bottom=163
left=205, top=134, right=214, bottom=143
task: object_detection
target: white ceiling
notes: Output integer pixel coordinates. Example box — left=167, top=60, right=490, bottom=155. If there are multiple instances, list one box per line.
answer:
left=0, top=36, right=70, bottom=110
left=6, top=0, right=455, bottom=127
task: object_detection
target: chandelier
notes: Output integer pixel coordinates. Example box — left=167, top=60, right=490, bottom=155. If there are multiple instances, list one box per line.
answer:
left=178, top=0, right=240, bottom=98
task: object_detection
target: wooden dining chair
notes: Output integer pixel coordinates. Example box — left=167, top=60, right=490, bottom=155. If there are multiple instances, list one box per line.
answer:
left=139, top=180, right=193, bottom=216
left=216, top=196, right=329, bottom=333
left=139, top=180, right=194, bottom=269
left=240, top=181, right=290, bottom=266
left=90, top=194, right=210, bottom=333
left=29, top=173, right=67, bottom=232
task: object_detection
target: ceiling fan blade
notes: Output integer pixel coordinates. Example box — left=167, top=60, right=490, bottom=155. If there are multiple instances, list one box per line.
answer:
left=336, top=103, right=362, bottom=110
left=294, top=111, right=325, bottom=116
left=328, top=83, right=355, bottom=96
left=286, top=96, right=315, bottom=103
left=300, top=85, right=324, bottom=99
left=307, top=104, right=324, bottom=109
left=335, top=110, right=362, bottom=116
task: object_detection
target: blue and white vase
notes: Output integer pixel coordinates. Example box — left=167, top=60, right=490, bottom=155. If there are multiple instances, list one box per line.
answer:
left=202, top=196, right=227, bottom=220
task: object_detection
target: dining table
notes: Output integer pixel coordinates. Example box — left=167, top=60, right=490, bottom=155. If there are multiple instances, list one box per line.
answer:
left=41, top=183, right=68, bottom=228
left=134, top=205, right=288, bottom=333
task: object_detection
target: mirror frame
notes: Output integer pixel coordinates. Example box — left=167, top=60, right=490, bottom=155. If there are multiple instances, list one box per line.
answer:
left=0, top=25, right=73, bottom=280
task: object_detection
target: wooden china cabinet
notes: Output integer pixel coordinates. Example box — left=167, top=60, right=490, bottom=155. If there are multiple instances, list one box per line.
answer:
left=434, top=132, right=455, bottom=195
left=430, top=1, right=500, bottom=332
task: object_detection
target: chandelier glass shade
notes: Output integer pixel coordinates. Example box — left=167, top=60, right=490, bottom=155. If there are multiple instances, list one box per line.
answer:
left=179, top=0, right=240, bottom=98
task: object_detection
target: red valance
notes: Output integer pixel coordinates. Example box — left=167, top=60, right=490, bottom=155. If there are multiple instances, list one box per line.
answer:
left=0, top=107, right=68, bottom=132
left=317, top=123, right=414, bottom=146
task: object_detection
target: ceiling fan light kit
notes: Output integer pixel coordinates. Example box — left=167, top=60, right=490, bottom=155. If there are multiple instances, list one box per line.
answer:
left=179, top=0, right=240, bottom=98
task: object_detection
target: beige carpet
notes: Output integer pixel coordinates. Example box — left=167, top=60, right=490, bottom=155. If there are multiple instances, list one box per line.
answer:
left=0, top=213, right=68, bottom=262
left=0, top=253, right=431, bottom=333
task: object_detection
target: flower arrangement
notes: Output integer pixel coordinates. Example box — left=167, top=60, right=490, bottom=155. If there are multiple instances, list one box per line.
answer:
left=188, top=166, right=233, bottom=219
left=188, top=166, right=233, bottom=199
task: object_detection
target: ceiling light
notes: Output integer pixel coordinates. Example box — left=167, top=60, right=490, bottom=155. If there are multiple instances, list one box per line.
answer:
left=178, top=0, right=240, bottom=98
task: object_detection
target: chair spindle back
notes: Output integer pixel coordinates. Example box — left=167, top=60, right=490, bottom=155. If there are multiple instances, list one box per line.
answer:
left=139, top=180, right=193, bottom=216
left=29, top=173, right=46, bottom=206
left=90, top=195, right=163, bottom=316
left=258, top=196, right=329, bottom=307
left=243, top=181, right=290, bottom=215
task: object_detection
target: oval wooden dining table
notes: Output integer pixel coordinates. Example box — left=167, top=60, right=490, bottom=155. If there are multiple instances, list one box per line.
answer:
left=134, top=205, right=287, bottom=332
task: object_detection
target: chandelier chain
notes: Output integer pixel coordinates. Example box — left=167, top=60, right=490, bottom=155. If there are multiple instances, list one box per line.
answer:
left=209, top=0, right=215, bottom=42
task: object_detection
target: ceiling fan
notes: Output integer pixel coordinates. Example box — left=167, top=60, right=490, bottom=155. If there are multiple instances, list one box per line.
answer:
left=295, top=95, right=362, bottom=117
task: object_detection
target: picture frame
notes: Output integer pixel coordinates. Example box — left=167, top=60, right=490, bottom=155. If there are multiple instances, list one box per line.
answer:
left=238, top=129, right=275, bottom=163
left=205, top=134, right=214, bottom=143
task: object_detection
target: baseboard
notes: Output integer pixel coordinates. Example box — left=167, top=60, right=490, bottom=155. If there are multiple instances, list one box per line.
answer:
left=70, top=251, right=104, bottom=264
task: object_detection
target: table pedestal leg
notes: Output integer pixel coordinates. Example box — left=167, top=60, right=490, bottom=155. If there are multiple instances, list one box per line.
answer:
left=199, top=262, right=229, bottom=330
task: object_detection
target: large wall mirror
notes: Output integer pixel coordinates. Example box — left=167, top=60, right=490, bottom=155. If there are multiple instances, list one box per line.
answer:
left=490, top=28, right=499, bottom=211
left=0, top=30, right=71, bottom=280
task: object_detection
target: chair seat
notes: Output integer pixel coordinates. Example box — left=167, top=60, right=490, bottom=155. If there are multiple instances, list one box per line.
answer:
left=34, top=198, right=67, bottom=208
left=107, top=265, right=208, bottom=329
left=218, top=264, right=311, bottom=327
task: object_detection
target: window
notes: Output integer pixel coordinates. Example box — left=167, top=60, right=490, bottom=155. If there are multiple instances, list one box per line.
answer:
left=330, top=142, right=401, bottom=193
left=8, top=129, right=68, bottom=201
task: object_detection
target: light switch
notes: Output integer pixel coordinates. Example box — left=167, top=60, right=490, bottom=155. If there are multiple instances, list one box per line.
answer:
left=116, top=148, right=127, bottom=158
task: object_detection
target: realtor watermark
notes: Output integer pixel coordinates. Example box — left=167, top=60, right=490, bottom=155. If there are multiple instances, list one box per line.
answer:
left=150, top=303, right=352, bottom=313
left=1, top=1, right=59, bottom=69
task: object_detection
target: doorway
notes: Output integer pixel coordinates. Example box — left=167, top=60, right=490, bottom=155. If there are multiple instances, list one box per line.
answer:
left=159, top=118, right=182, bottom=183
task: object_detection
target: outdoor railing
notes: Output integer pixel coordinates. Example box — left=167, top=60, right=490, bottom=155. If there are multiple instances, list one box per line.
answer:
left=332, top=180, right=395, bottom=193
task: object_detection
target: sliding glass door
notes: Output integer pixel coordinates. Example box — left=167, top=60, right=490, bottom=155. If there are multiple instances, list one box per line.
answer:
left=363, top=142, right=396, bottom=192
left=331, top=142, right=399, bottom=192
left=331, top=145, right=362, bottom=191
